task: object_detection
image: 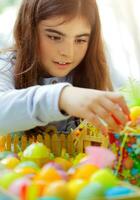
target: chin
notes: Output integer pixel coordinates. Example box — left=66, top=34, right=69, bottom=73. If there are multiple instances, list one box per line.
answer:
left=51, top=70, right=70, bottom=77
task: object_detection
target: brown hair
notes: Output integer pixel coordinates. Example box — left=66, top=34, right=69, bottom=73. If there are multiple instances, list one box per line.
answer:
left=13, top=0, right=113, bottom=90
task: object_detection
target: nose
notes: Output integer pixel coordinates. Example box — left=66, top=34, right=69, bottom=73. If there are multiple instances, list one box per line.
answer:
left=58, top=40, right=74, bottom=60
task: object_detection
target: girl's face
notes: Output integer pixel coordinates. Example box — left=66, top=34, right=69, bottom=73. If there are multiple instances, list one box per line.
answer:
left=37, top=15, right=91, bottom=77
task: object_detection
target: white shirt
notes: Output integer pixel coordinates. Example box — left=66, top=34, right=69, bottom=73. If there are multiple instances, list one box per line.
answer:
left=0, top=52, right=77, bottom=135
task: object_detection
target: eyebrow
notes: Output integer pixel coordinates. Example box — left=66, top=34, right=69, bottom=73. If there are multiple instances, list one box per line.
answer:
left=45, top=28, right=90, bottom=37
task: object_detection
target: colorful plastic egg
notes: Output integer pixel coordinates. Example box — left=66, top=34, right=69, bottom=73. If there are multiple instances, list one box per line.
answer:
left=38, top=197, right=63, bottom=200
left=8, top=177, right=31, bottom=196
left=73, top=153, right=86, bottom=166
left=105, top=186, right=134, bottom=198
left=34, top=166, right=62, bottom=183
left=32, top=180, right=47, bottom=197
left=54, top=157, right=72, bottom=171
left=76, top=182, right=105, bottom=200
left=42, top=163, right=68, bottom=180
left=67, top=179, right=87, bottom=199
left=0, top=157, right=20, bottom=169
left=130, top=106, right=140, bottom=122
left=43, top=180, right=69, bottom=200
left=22, top=143, right=50, bottom=167
left=72, top=164, right=99, bottom=180
left=15, top=161, right=39, bottom=170
left=123, top=157, right=134, bottom=169
left=90, top=169, right=118, bottom=189
left=0, top=152, right=15, bottom=160
left=0, top=172, right=22, bottom=189
left=14, top=167, right=38, bottom=176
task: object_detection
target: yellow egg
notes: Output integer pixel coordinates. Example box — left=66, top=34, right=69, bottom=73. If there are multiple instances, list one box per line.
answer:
left=130, top=106, right=140, bottom=121
left=54, top=157, right=72, bottom=171
left=67, top=179, right=87, bottom=199
left=0, top=157, right=20, bottom=169
left=71, top=164, right=99, bottom=180
left=73, top=153, right=86, bottom=166
left=43, top=180, right=70, bottom=200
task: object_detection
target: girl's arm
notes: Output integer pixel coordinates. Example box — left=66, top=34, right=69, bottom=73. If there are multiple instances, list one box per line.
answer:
left=59, top=86, right=130, bottom=134
left=0, top=57, right=71, bottom=134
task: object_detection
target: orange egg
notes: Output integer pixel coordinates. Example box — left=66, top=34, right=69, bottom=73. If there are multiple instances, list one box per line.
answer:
left=15, top=167, right=38, bottom=175
left=34, top=167, right=62, bottom=182
left=123, top=157, right=134, bottom=169
left=71, top=164, right=99, bottom=180
left=33, top=180, right=47, bottom=197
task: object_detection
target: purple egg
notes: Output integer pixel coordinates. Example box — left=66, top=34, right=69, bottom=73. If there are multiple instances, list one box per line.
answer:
left=57, top=169, right=68, bottom=181
left=43, top=162, right=63, bottom=171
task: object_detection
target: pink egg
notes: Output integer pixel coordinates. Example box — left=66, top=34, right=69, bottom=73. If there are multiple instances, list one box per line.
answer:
left=43, top=162, right=63, bottom=171
left=57, top=169, right=68, bottom=181
left=8, top=177, right=31, bottom=196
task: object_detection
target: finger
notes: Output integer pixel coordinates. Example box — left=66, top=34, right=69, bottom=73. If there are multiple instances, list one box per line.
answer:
left=99, top=97, right=128, bottom=126
left=107, top=93, right=130, bottom=116
left=85, top=112, right=108, bottom=135
left=91, top=105, right=121, bottom=131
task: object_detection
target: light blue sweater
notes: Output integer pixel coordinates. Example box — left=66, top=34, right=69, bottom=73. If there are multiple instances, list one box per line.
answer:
left=0, top=52, right=75, bottom=135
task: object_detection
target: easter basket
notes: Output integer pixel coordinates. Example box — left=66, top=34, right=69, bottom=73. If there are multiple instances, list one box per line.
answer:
left=109, top=122, right=140, bottom=186
left=108, top=78, right=140, bottom=186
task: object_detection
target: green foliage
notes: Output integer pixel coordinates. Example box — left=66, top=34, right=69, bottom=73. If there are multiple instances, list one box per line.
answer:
left=120, top=78, right=140, bottom=107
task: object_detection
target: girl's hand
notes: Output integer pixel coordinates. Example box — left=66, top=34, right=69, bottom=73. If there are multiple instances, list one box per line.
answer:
left=59, top=86, right=130, bottom=134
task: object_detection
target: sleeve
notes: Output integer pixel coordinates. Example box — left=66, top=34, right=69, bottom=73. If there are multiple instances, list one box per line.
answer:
left=0, top=56, right=71, bottom=134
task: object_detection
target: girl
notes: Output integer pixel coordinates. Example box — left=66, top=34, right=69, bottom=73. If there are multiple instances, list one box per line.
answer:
left=0, top=0, right=129, bottom=136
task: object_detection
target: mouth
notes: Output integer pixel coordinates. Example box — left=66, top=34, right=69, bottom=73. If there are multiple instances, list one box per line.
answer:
left=53, top=61, right=72, bottom=69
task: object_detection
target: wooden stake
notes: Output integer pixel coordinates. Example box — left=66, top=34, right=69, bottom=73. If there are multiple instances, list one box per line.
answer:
left=44, top=133, right=51, bottom=149
left=21, top=135, right=27, bottom=151
left=0, top=136, right=6, bottom=151
left=6, top=134, right=11, bottom=151
left=13, top=135, right=19, bottom=153
left=37, top=134, right=43, bottom=143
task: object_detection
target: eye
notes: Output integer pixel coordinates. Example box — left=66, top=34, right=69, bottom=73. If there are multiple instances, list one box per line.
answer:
left=75, top=39, right=88, bottom=44
left=47, top=35, right=61, bottom=41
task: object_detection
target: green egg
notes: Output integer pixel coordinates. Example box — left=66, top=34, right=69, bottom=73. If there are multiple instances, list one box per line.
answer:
left=15, top=161, right=39, bottom=170
left=90, top=169, right=118, bottom=189
left=22, top=143, right=49, bottom=159
left=76, top=182, right=105, bottom=200
left=0, top=172, right=22, bottom=189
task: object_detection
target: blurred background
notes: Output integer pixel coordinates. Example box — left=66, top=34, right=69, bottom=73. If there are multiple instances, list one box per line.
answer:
left=0, top=0, right=140, bottom=88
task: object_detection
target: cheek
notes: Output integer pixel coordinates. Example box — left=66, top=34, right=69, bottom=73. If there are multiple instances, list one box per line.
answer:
left=76, top=45, right=88, bottom=61
left=40, top=43, right=55, bottom=62
left=39, top=36, right=54, bottom=55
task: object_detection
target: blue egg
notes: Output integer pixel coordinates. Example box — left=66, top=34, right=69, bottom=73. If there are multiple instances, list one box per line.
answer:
left=127, top=148, right=133, bottom=153
left=0, top=152, right=13, bottom=160
left=131, top=168, right=139, bottom=176
left=114, top=134, right=120, bottom=139
left=105, top=186, right=134, bottom=198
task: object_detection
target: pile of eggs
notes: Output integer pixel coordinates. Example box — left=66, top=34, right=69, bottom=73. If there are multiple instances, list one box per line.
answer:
left=0, top=143, right=136, bottom=200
